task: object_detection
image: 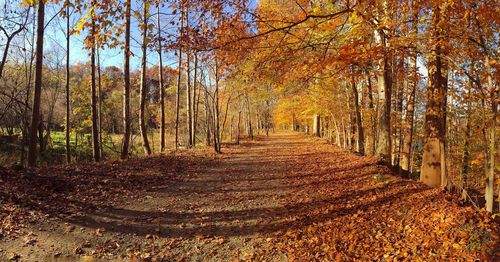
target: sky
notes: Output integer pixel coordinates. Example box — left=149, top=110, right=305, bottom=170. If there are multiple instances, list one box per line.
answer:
left=43, top=1, right=179, bottom=71
left=40, top=0, right=258, bottom=71
left=0, top=0, right=183, bottom=71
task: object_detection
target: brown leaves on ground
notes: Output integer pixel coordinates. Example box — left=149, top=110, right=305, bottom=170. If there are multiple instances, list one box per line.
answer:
left=0, top=133, right=498, bottom=261
left=0, top=149, right=216, bottom=240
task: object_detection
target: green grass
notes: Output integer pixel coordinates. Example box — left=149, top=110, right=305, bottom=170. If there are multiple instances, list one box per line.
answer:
left=0, top=129, right=182, bottom=167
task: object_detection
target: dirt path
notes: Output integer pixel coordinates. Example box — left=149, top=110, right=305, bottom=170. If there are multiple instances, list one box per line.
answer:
left=0, top=133, right=498, bottom=261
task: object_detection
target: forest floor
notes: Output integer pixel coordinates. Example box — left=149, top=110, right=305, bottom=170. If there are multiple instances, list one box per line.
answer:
left=0, top=132, right=498, bottom=261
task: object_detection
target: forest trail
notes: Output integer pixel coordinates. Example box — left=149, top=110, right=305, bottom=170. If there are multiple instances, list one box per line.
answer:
left=1, top=133, right=498, bottom=261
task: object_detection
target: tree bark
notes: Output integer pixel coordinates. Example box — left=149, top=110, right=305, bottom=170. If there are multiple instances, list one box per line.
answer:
left=175, top=5, right=184, bottom=150
left=365, top=69, right=376, bottom=155
left=420, top=5, right=448, bottom=187
left=236, top=110, right=241, bottom=145
left=27, top=0, right=45, bottom=167
left=313, top=114, right=321, bottom=137
left=484, top=54, right=497, bottom=212
left=373, top=0, right=392, bottom=163
left=204, top=82, right=212, bottom=146
left=245, top=92, right=253, bottom=140
left=157, top=2, right=165, bottom=152
left=90, top=11, right=101, bottom=162
left=213, top=57, right=221, bottom=153
left=186, top=51, right=193, bottom=147
left=121, top=0, right=131, bottom=159
left=185, top=4, right=192, bottom=147
left=461, top=88, right=472, bottom=200
left=97, top=47, right=103, bottom=158
left=374, top=28, right=392, bottom=163
left=65, top=1, right=71, bottom=164
left=351, top=70, right=364, bottom=154
left=400, top=13, right=418, bottom=175
left=139, top=0, right=152, bottom=155
left=192, top=53, right=199, bottom=146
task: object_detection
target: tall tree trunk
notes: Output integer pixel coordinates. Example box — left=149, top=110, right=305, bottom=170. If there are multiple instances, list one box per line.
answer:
left=157, top=2, right=165, bottom=152
left=214, top=57, right=221, bottom=153
left=400, top=13, right=418, bottom=175
left=204, top=83, right=211, bottom=146
left=373, top=0, right=391, bottom=163
left=332, top=116, right=341, bottom=146
left=393, top=57, right=404, bottom=166
left=420, top=5, right=448, bottom=187
left=65, top=1, right=71, bottom=164
left=365, top=69, right=376, bottom=155
left=484, top=54, right=497, bottom=212
left=121, top=0, right=131, bottom=159
left=175, top=5, right=184, bottom=150
left=351, top=70, right=364, bottom=154
left=192, top=53, right=198, bottom=147
left=221, top=93, right=232, bottom=141
left=245, top=92, right=253, bottom=140
left=139, top=0, right=152, bottom=155
left=90, top=12, right=101, bottom=162
left=236, top=110, right=241, bottom=145
left=461, top=87, right=472, bottom=200
left=185, top=3, right=192, bottom=147
left=186, top=51, right=192, bottom=147
left=22, top=9, right=36, bottom=166
left=374, top=28, right=391, bottom=163
left=27, top=0, right=45, bottom=167
left=313, top=114, right=321, bottom=137
left=97, top=47, right=103, bottom=158
left=341, top=117, right=347, bottom=149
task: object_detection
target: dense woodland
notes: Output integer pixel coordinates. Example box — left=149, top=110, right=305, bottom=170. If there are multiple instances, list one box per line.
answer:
left=0, top=0, right=499, bottom=204
left=0, top=0, right=499, bottom=259
left=3, top=0, right=496, bottom=207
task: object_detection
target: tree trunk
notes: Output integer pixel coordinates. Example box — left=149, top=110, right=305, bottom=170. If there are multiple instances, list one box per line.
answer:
left=420, top=5, right=448, bottom=187
left=245, top=93, right=253, bottom=140
left=192, top=53, right=198, bottom=147
left=121, top=0, right=131, bottom=159
left=365, top=69, right=376, bottom=155
left=393, top=57, right=404, bottom=167
left=185, top=4, right=192, bottom=147
left=204, top=85, right=212, bottom=146
left=21, top=10, right=36, bottom=166
left=90, top=14, right=101, bottom=162
left=214, top=57, right=221, bottom=153
left=461, top=88, right=472, bottom=200
left=186, top=51, right=193, bottom=147
left=236, top=111, right=241, bottom=145
left=341, top=117, right=347, bottom=149
left=27, top=0, right=45, bottom=167
left=313, top=114, right=321, bottom=137
left=351, top=71, right=365, bottom=154
left=374, top=27, right=392, bottom=163
left=97, top=47, right=103, bottom=158
left=175, top=6, right=184, bottom=150
left=157, top=2, right=165, bottom=152
left=484, top=54, right=497, bottom=212
left=65, top=1, right=71, bottom=164
left=139, top=0, right=152, bottom=155
left=400, top=14, right=418, bottom=175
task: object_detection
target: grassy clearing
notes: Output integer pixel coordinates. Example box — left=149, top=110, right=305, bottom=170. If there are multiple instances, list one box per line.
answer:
left=0, top=129, right=185, bottom=167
